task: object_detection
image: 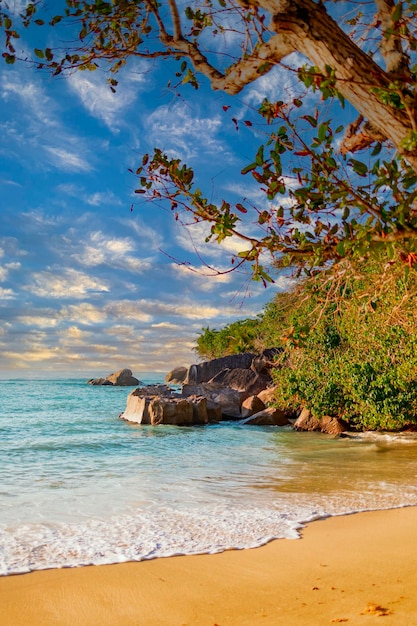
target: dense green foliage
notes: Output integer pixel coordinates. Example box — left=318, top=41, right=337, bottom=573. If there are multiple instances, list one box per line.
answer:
left=196, top=259, right=417, bottom=430
left=195, top=319, right=260, bottom=360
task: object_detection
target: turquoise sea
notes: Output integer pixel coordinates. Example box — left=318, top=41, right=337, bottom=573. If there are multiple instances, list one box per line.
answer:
left=1, top=377, right=417, bottom=575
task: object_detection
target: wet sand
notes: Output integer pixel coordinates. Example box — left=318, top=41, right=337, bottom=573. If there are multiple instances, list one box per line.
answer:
left=1, top=506, right=416, bottom=625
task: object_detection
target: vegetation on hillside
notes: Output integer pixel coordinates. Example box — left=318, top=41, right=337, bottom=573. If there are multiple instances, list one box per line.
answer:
left=195, top=257, right=417, bottom=431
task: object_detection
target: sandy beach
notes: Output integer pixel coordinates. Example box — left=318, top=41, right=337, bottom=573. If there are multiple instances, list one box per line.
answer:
left=1, top=507, right=417, bottom=625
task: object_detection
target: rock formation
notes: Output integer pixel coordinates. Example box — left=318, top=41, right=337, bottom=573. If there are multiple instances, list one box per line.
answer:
left=165, top=366, right=188, bottom=384
left=293, top=408, right=348, bottom=435
left=121, top=349, right=288, bottom=427
left=88, top=368, right=141, bottom=386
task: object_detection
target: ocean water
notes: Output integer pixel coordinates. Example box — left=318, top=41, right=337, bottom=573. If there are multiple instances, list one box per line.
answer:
left=1, top=377, right=417, bottom=575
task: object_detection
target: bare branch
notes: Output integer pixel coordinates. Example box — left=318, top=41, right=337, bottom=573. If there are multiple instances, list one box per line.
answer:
left=213, top=33, right=296, bottom=94
left=167, top=0, right=183, bottom=40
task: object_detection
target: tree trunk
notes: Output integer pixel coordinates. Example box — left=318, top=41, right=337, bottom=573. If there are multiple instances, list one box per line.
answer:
left=251, top=0, right=417, bottom=172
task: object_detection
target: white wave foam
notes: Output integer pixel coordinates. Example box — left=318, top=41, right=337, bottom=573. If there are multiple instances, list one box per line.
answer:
left=2, top=492, right=417, bottom=576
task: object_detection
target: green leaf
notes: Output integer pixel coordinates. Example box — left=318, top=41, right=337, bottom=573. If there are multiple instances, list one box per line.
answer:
left=318, top=122, right=328, bottom=143
left=241, top=162, right=257, bottom=175
left=403, top=175, right=417, bottom=189
left=302, top=115, right=317, bottom=128
left=349, top=159, right=368, bottom=177
left=34, top=48, right=44, bottom=59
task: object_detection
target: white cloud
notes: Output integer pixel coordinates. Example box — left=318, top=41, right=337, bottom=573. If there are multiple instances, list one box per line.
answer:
left=17, top=315, right=59, bottom=328
left=0, top=287, right=16, bottom=299
left=67, top=66, right=144, bottom=130
left=1, top=72, right=57, bottom=126
left=174, top=219, right=254, bottom=261
left=73, top=230, right=152, bottom=274
left=26, top=268, right=109, bottom=298
left=84, top=191, right=122, bottom=206
left=104, top=300, right=153, bottom=323
left=44, top=146, right=93, bottom=172
left=147, top=101, right=229, bottom=161
left=123, top=219, right=164, bottom=251
left=243, top=53, right=307, bottom=106
left=59, top=303, right=107, bottom=325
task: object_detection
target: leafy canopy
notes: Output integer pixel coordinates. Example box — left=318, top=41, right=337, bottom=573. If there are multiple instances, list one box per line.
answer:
left=2, top=1, right=417, bottom=279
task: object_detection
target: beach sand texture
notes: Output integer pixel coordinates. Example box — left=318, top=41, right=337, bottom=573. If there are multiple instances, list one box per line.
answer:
left=1, top=506, right=417, bottom=626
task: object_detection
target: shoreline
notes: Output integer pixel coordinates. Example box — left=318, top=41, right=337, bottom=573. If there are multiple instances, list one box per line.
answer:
left=1, top=506, right=417, bottom=625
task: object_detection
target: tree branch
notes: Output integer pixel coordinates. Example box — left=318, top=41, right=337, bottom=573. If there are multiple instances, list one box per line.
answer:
left=374, top=0, right=410, bottom=74
left=168, top=0, right=183, bottom=40
left=340, top=115, right=387, bottom=154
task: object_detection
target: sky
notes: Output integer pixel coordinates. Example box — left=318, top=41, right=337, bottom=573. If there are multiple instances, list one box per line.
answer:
left=0, top=5, right=311, bottom=378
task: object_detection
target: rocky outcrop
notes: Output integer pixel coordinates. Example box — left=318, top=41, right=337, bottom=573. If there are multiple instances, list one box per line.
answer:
left=165, top=366, right=188, bottom=384
left=184, top=349, right=282, bottom=387
left=149, top=397, right=195, bottom=426
left=185, top=353, right=255, bottom=385
left=120, top=387, right=213, bottom=426
left=240, top=407, right=291, bottom=426
left=241, top=395, right=266, bottom=419
left=293, top=408, right=348, bottom=434
left=120, top=349, right=285, bottom=427
left=256, top=386, right=277, bottom=405
left=88, top=368, right=141, bottom=387
left=182, top=383, right=242, bottom=419
left=208, top=368, right=272, bottom=399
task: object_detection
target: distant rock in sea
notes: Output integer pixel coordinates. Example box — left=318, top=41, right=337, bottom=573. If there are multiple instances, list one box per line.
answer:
left=87, top=368, right=142, bottom=387
left=164, top=366, right=188, bottom=384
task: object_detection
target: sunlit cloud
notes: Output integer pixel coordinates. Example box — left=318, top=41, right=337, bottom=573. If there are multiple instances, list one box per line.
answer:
left=59, top=303, right=107, bottom=324
left=16, top=315, right=59, bottom=328
left=0, top=287, right=16, bottom=299
left=26, top=268, right=109, bottom=298
left=72, top=230, right=153, bottom=274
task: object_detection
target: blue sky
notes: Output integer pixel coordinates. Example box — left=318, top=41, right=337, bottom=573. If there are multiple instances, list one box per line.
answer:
left=0, top=12, right=309, bottom=378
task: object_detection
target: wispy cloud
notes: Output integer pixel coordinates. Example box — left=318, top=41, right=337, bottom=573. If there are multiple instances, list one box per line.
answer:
left=147, top=101, right=230, bottom=161
left=67, top=65, right=145, bottom=130
left=26, top=268, right=109, bottom=298
left=44, top=146, right=93, bottom=172
left=1, top=71, right=57, bottom=126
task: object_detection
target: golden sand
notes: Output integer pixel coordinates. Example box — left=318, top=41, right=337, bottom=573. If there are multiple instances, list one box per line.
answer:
left=1, top=507, right=417, bottom=625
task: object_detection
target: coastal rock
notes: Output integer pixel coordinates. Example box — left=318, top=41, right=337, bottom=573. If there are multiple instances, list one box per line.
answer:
left=293, top=408, right=348, bottom=434
left=165, top=366, right=188, bottom=385
left=208, top=368, right=272, bottom=399
left=251, top=348, right=283, bottom=374
left=120, top=388, right=209, bottom=426
left=257, top=386, right=277, bottom=405
left=149, top=397, right=194, bottom=426
left=182, top=383, right=242, bottom=419
left=133, top=384, right=175, bottom=398
left=121, top=393, right=152, bottom=425
left=241, top=395, right=266, bottom=419
left=240, top=407, right=290, bottom=426
left=185, top=353, right=255, bottom=385
left=87, top=377, right=112, bottom=386
left=186, top=395, right=209, bottom=425
left=88, top=368, right=140, bottom=387
left=206, top=401, right=222, bottom=424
